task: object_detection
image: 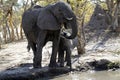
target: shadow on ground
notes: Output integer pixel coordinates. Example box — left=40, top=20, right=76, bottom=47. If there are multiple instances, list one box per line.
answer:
left=0, top=63, right=70, bottom=80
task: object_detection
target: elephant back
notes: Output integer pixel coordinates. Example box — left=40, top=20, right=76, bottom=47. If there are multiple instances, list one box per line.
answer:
left=22, top=8, right=41, bottom=32
left=37, top=6, right=61, bottom=30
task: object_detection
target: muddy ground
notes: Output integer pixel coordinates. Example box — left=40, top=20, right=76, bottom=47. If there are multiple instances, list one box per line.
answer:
left=0, top=31, right=120, bottom=79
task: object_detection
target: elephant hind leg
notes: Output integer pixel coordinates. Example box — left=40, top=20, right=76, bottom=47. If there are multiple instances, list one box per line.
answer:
left=27, top=41, right=36, bottom=54
left=31, top=43, right=36, bottom=55
left=27, top=43, right=31, bottom=52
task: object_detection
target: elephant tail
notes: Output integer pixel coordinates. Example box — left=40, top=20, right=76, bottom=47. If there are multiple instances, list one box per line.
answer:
left=27, top=44, right=31, bottom=52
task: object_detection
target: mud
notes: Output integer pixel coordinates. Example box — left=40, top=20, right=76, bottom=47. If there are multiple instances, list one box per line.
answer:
left=0, top=33, right=120, bottom=79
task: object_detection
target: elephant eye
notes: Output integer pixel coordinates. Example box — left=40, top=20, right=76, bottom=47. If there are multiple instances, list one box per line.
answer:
left=58, top=9, right=62, bottom=12
left=58, top=9, right=63, bottom=14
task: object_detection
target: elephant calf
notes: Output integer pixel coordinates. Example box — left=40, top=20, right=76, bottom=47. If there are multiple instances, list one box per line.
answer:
left=58, top=34, right=78, bottom=69
left=58, top=36, right=71, bottom=68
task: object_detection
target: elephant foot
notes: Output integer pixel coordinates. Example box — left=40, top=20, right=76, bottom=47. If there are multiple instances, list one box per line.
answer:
left=49, top=62, right=59, bottom=68
left=60, top=62, right=64, bottom=67
left=66, top=62, right=71, bottom=69
left=33, top=63, right=41, bottom=68
left=33, top=66, right=41, bottom=68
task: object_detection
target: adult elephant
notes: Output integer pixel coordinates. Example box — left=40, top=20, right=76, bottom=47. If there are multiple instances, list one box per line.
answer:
left=22, top=2, right=78, bottom=68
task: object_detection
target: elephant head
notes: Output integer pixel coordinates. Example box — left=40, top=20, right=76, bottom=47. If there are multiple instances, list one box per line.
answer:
left=37, top=2, right=78, bottom=39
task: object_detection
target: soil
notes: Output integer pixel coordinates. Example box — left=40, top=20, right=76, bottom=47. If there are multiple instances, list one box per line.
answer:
left=0, top=4, right=120, bottom=79
left=0, top=39, right=52, bottom=71
left=0, top=4, right=120, bottom=80
left=0, top=31, right=120, bottom=80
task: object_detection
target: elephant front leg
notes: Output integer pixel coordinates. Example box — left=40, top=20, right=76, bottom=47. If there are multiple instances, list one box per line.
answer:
left=49, top=32, right=60, bottom=68
left=58, top=47, right=65, bottom=67
left=66, top=48, right=72, bottom=69
left=33, top=46, right=42, bottom=68
left=33, top=31, right=47, bottom=68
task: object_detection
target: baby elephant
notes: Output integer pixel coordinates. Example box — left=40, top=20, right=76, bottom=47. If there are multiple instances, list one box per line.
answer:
left=58, top=32, right=78, bottom=69
left=58, top=36, right=72, bottom=68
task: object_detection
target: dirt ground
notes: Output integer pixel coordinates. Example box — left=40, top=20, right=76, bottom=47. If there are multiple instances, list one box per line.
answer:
left=0, top=39, right=52, bottom=71
left=0, top=31, right=120, bottom=80
left=0, top=32, right=120, bottom=72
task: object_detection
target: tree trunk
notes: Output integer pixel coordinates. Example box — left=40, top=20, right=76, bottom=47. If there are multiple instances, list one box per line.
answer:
left=8, top=6, right=15, bottom=41
left=0, top=35, right=2, bottom=49
left=6, top=20, right=11, bottom=41
left=75, top=0, right=86, bottom=55
left=106, top=0, right=120, bottom=32
left=20, top=24, right=23, bottom=39
left=77, top=17, right=85, bottom=55
left=13, top=22, right=19, bottom=40
left=9, top=16, right=15, bottom=41
left=3, top=25, right=7, bottom=43
left=19, top=0, right=29, bottom=39
left=106, top=0, right=114, bottom=15
left=111, top=0, right=120, bottom=31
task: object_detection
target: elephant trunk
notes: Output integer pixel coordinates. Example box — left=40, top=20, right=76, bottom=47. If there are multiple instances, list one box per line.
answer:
left=64, top=16, right=78, bottom=39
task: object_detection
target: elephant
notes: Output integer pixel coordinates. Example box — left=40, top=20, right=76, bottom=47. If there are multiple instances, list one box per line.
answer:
left=58, top=34, right=78, bottom=69
left=22, top=2, right=78, bottom=68
left=58, top=36, right=71, bottom=68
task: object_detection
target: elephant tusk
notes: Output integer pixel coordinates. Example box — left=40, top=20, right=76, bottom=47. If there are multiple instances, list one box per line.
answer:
left=66, top=17, right=73, bottom=21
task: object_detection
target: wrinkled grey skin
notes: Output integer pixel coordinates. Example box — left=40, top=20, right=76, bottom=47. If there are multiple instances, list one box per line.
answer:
left=27, top=35, right=78, bottom=69
left=27, top=36, right=72, bottom=68
left=22, top=2, right=78, bottom=68
left=58, top=36, right=78, bottom=69
left=58, top=36, right=71, bottom=68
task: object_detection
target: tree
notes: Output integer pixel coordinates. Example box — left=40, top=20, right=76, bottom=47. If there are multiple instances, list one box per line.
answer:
left=66, top=0, right=94, bottom=55
left=92, top=0, right=120, bottom=32
left=108, top=0, right=120, bottom=31
left=0, top=0, right=19, bottom=42
left=0, top=37, right=1, bottom=49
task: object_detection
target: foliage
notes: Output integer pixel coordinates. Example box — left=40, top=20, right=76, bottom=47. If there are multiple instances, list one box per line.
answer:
left=108, top=61, right=120, bottom=69
left=92, top=0, right=120, bottom=31
left=1, top=0, right=119, bottom=50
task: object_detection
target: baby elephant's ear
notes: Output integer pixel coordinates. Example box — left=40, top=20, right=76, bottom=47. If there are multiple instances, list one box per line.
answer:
left=37, top=9, right=61, bottom=30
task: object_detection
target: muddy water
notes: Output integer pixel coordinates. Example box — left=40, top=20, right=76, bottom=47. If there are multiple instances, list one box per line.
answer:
left=49, top=70, right=120, bottom=80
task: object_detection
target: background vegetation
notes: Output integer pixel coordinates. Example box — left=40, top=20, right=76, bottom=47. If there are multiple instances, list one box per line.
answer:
left=0, top=0, right=119, bottom=52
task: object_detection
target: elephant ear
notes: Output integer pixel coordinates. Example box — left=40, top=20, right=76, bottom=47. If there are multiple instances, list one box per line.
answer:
left=37, top=8, right=60, bottom=30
